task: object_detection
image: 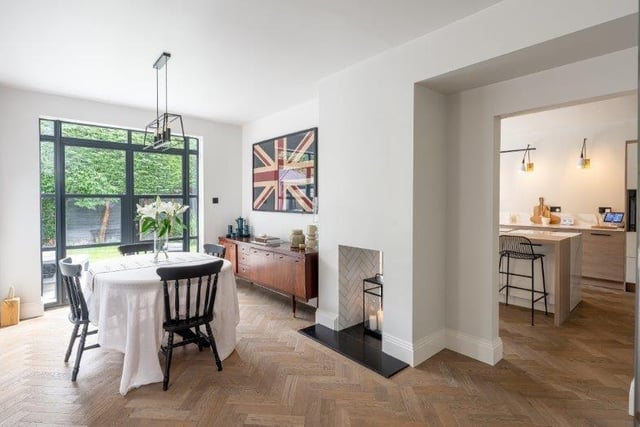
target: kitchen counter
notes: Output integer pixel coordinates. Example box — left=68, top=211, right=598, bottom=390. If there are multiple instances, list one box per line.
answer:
left=501, top=228, right=582, bottom=241
left=500, top=222, right=625, bottom=232
left=499, top=229, right=582, bottom=326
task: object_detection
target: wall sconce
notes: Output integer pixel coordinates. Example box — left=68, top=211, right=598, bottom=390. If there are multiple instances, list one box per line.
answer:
left=500, top=145, right=537, bottom=172
left=520, top=144, right=534, bottom=172
left=577, top=138, right=590, bottom=169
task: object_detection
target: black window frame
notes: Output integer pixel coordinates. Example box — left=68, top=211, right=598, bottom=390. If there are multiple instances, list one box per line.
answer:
left=39, top=119, right=200, bottom=308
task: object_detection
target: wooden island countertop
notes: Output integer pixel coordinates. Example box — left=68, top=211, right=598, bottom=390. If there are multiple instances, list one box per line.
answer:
left=499, top=228, right=582, bottom=326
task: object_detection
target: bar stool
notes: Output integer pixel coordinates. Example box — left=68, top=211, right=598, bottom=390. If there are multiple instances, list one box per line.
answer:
left=498, top=235, right=548, bottom=325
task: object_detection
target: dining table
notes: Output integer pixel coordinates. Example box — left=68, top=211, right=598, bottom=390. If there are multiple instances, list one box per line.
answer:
left=83, top=251, right=239, bottom=395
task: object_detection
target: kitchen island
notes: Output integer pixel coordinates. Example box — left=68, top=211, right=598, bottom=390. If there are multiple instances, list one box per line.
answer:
left=499, top=228, right=582, bottom=326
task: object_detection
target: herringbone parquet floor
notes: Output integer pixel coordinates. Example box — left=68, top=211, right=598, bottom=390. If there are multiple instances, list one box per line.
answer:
left=0, top=282, right=634, bottom=426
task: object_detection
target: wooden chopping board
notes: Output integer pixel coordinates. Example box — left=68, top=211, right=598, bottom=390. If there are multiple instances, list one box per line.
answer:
left=530, top=196, right=560, bottom=224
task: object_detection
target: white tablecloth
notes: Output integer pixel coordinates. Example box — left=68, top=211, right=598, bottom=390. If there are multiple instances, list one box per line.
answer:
left=83, top=252, right=239, bottom=395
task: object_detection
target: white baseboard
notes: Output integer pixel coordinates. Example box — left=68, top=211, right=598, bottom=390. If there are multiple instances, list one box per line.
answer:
left=445, top=329, right=503, bottom=365
left=381, top=329, right=504, bottom=368
left=315, top=309, right=338, bottom=330
left=20, top=301, right=44, bottom=320
left=311, top=315, right=502, bottom=368
left=383, top=333, right=414, bottom=365
left=383, top=330, right=446, bottom=366
left=413, top=329, right=446, bottom=366
left=629, top=379, right=634, bottom=416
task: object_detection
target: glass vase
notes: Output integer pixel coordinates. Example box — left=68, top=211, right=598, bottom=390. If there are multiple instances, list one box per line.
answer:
left=153, top=230, right=169, bottom=263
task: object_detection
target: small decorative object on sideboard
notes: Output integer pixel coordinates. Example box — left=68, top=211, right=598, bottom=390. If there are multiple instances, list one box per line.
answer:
left=305, top=224, right=318, bottom=250
left=251, top=234, right=281, bottom=246
left=235, top=216, right=250, bottom=237
left=290, top=229, right=305, bottom=249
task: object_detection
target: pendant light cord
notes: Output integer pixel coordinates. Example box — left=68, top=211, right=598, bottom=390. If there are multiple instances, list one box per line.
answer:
left=156, top=67, right=159, bottom=122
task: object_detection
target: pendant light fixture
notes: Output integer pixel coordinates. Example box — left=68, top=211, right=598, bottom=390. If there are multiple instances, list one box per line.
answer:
left=143, top=52, right=186, bottom=150
left=577, top=138, right=590, bottom=169
left=520, top=144, right=534, bottom=172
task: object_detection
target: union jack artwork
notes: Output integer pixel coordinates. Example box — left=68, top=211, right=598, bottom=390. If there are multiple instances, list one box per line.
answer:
left=253, top=128, right=317, bottom=212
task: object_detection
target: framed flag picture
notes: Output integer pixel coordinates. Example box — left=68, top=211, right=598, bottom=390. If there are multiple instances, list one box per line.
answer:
left=252, top=127, right=317, bottom=213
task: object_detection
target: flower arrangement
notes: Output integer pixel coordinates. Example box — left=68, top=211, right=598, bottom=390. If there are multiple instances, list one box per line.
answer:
left=136, top=196, right=189, bottom=261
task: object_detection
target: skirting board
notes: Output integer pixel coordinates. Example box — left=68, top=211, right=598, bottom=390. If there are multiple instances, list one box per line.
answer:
left=413, top=330, right=447, bottom=365
left=384, top=330, right=446, bottom=367
left=386, top=329, right=503, bottom=367
left=314, top=311, right=503, bottom=367
left=20, top=301, right=44, bottom=320
left=315, top=308, right=338, bottom=330
left=383, top=333, right=415, bottom=365
left=445, top=329, right=503, bottom=366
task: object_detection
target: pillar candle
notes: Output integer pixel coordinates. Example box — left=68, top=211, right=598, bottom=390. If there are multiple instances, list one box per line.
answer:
left=368, top=314, right=377, bottom=331
left=377, top=309, right=384, bottom=331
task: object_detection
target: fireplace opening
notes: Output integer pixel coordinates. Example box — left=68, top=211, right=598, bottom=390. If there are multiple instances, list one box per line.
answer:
left=298, top=245, right=408, bottom=377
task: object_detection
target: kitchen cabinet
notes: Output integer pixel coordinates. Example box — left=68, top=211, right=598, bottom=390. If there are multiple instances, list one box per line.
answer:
left=626, top=140, right=637, bottom=286
left=501, top=224, right=626, bottom=288
left=581, top=230, right=625, bottom=283
left=218, top=237, right=318, bottom=315
left=626, top=231, right=636, bottom=284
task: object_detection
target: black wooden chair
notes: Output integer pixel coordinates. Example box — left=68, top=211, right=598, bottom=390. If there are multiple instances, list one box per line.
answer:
left=498, top=235, right=548, bottom=325
left=58, top=257, right=100, bottom=381
left=203, top=243, right=226, bottom=258
left=118, top=242, right=154, bottom=256
left=156, top=260, right=224, bottom=390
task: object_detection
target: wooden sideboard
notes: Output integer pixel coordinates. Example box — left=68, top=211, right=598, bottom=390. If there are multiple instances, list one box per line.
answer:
left=218, top=237, right=318, bottom=315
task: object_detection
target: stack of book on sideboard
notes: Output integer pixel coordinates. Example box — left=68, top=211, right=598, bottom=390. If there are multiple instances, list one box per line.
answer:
left=250, top=235, right=281, bottom=246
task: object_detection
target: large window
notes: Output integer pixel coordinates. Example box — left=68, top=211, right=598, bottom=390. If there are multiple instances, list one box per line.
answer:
left=39, top=119, right=200, bottom=307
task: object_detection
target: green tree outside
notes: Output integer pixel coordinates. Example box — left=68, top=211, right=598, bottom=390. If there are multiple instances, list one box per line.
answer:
left=40, top=121, right=193, bottom=246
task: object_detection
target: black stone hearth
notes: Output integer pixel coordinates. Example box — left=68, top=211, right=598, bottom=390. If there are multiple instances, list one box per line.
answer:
left=298, top=323, right=408, bottom=378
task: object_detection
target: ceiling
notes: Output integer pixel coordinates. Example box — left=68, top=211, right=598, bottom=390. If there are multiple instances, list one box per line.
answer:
left=0, top=0, right=502, bottom=124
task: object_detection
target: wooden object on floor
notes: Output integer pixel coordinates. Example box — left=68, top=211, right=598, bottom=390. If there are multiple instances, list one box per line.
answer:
left=0, top=297, right=19, bottom=327
left=156, top=260, right=224, bottom=390
left=59, top=257, right=100, bottom=381
left=219, top=236, right=318, bottom=316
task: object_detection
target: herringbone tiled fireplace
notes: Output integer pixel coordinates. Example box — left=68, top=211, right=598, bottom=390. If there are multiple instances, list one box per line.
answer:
left=338, top=245, right=382, bottom=330
left=298, top=245, right=407, bottom=377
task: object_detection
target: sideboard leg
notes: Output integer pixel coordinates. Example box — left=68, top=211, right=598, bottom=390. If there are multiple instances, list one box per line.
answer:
left=291, top=295, right=297, bottom=318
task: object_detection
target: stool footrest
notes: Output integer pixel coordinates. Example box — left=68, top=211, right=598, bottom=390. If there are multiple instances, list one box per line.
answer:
left=499, top=284, right=547, bottom=295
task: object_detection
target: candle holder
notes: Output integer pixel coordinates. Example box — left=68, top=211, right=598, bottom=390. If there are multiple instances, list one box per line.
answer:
left=362, top=273, right=383, bottom=339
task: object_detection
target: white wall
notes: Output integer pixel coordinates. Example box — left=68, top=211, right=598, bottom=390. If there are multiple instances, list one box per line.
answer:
left=445, top=49, right=636, bottom=360
left=317, top=0, right=637, bottom=366
left=241, top=99, right=319, bottom=240
left=500, top=94, right=637, bottom=220
left=0, top=85, right=241, bottom=318
left=413, top=85, right=447, bottom=360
